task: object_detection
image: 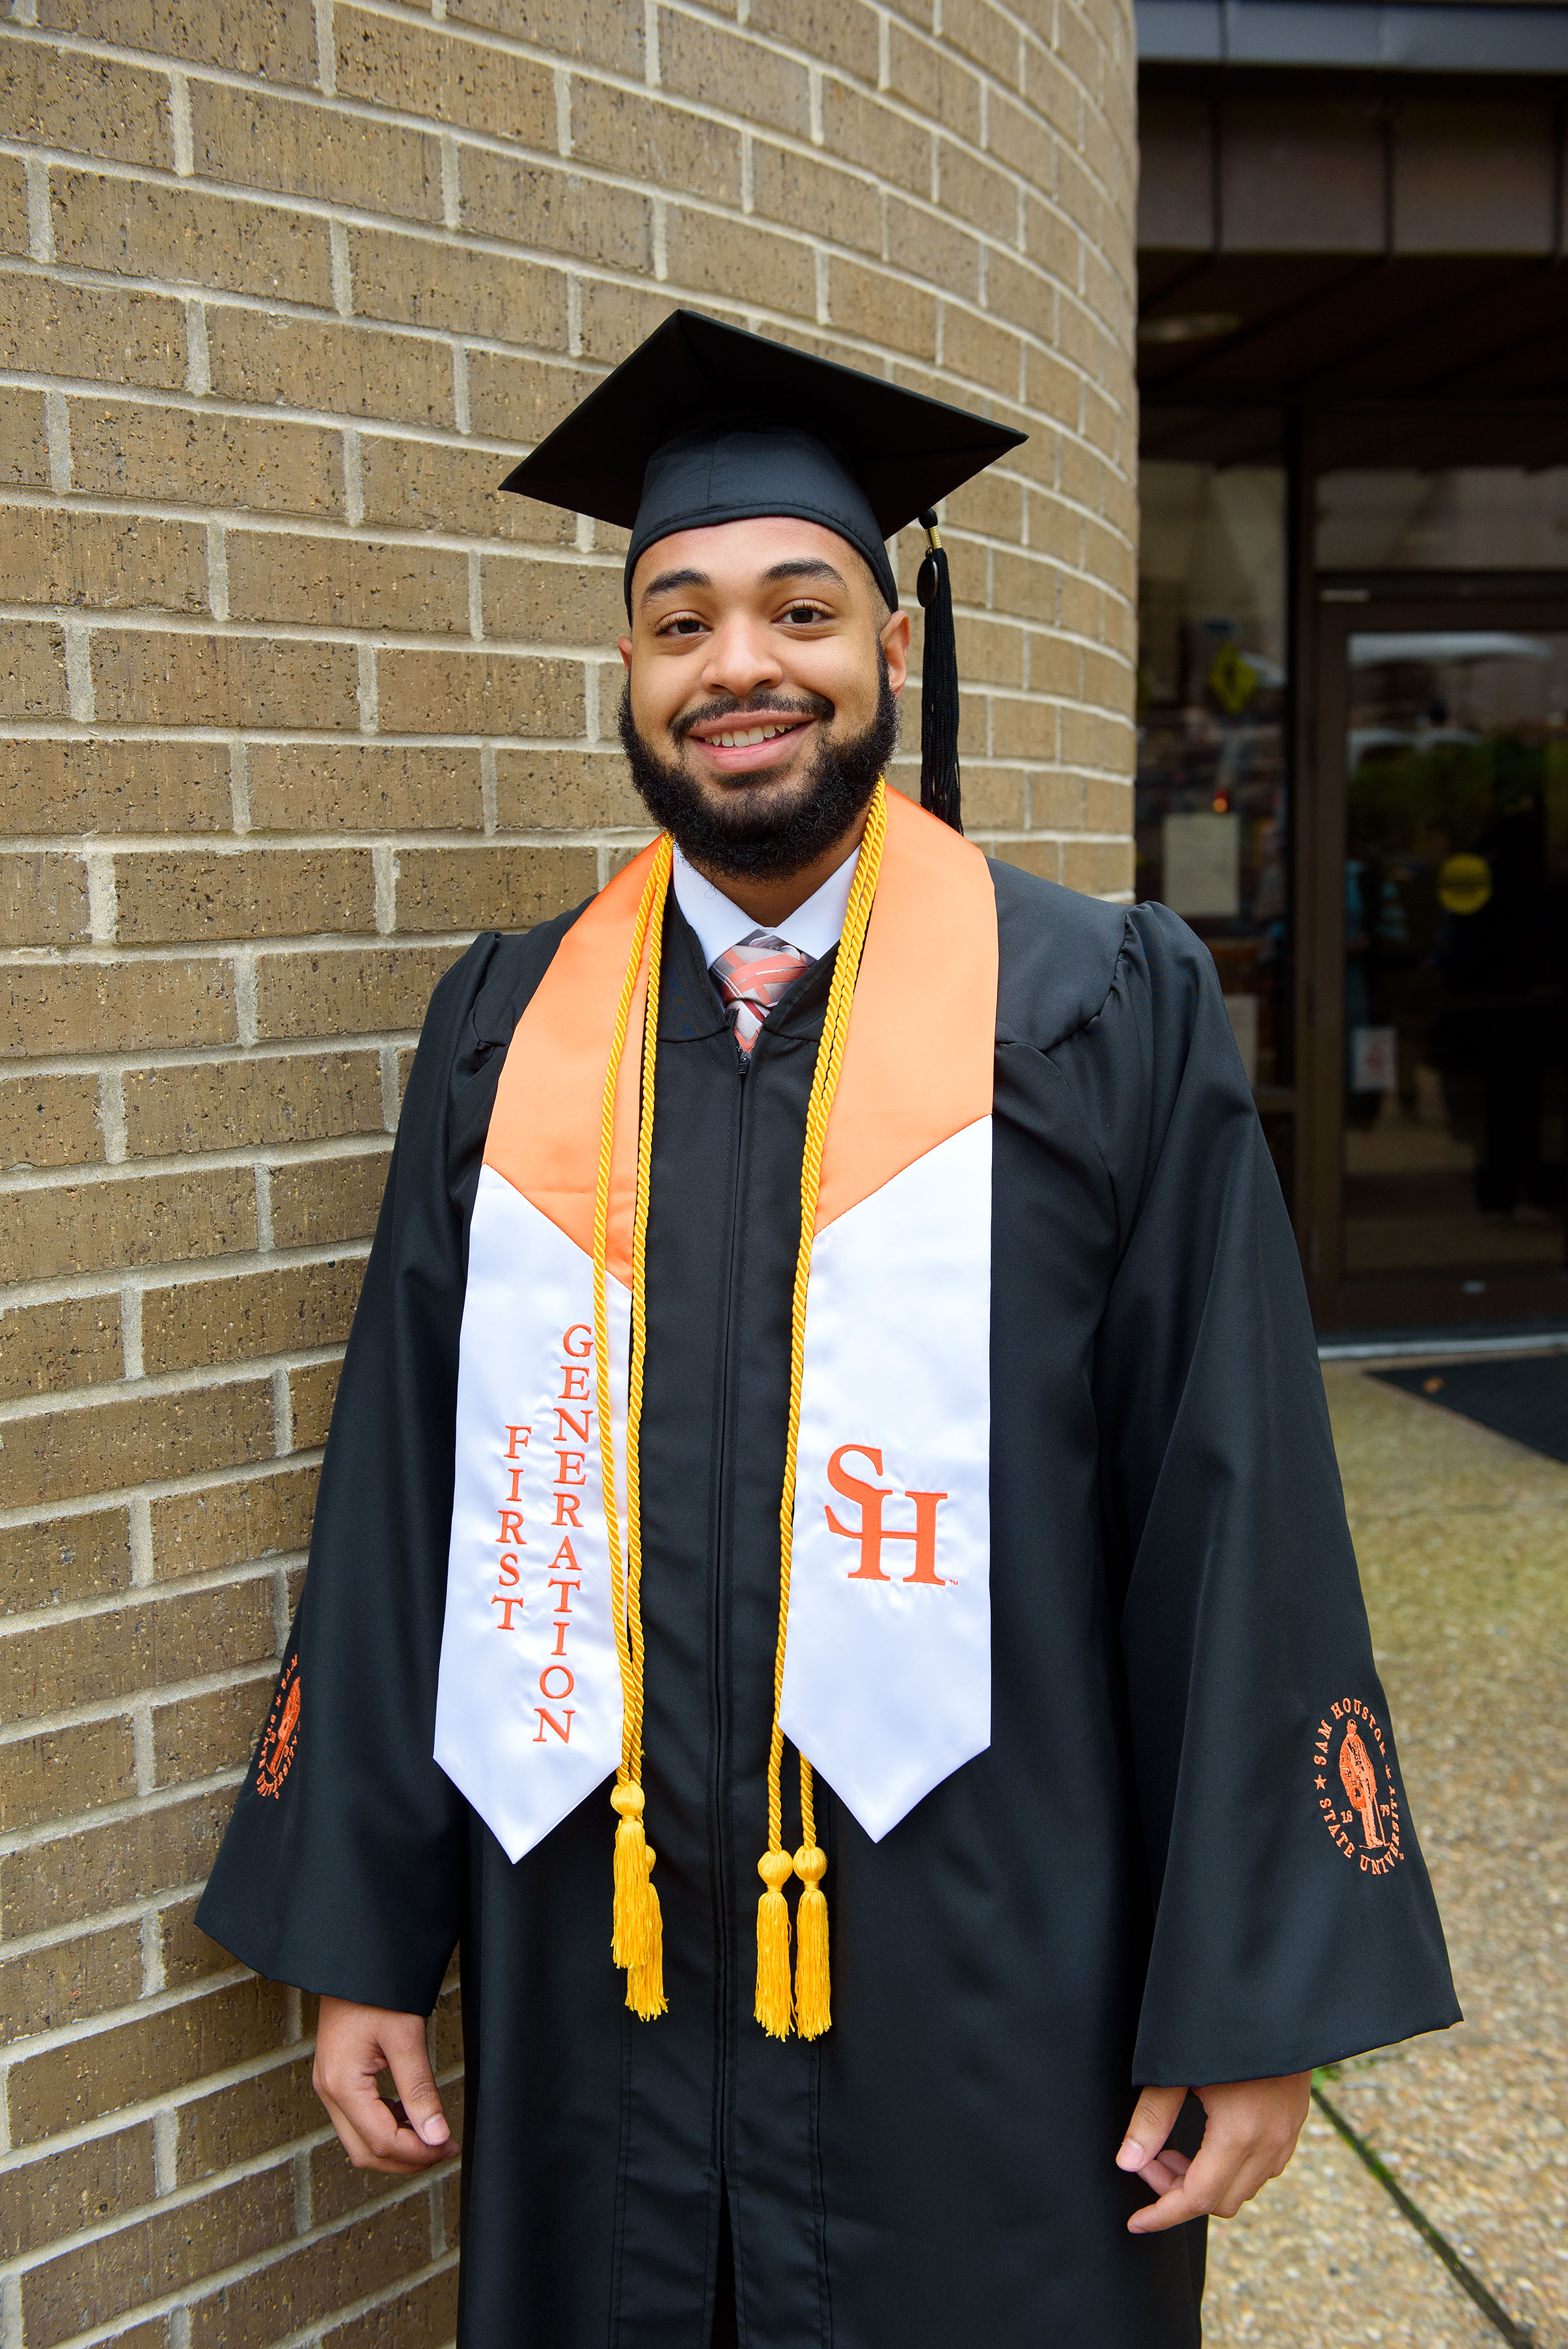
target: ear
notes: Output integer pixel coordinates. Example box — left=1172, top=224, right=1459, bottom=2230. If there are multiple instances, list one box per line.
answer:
left=617, top=635, right=633, bottom=672
left=879, top=606, right=911, bottom=698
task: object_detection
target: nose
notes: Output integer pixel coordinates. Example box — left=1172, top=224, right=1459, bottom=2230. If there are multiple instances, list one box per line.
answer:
left=700, top=611, right=786, bottom=703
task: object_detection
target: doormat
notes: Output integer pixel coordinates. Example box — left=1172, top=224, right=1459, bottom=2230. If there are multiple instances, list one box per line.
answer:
left=1374, top=1354, right=1568, bottom=1466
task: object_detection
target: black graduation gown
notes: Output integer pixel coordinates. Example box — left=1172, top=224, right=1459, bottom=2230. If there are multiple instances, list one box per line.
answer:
left=198, top=861, right=1459, bottom=2349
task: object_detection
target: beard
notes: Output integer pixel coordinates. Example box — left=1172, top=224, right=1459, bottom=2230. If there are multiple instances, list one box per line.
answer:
left=616, top=652, right=900, bottom=883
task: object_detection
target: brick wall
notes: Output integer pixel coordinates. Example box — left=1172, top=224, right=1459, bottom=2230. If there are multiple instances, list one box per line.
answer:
left=0, top=2, right=1136, bottom=2340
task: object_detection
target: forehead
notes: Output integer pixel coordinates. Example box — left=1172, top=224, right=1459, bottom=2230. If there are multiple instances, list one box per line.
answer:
left=629, top=514, right=871, bottom=607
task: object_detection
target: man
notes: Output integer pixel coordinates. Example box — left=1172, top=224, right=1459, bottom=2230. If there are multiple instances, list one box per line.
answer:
left=200, top=312, right=1457, bottom=2347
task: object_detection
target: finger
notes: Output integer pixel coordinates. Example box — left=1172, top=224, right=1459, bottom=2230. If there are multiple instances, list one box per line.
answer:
left=1116, top=2085, right=1187, bottom=2173
left=384, top=2023, right=453, bottom=2150
left=1134, top=2147, right=1192, bottom=2193
left=318, top=2067, right=449, bottom=2173
left=1127, top=2173, right=1212, bottom=2234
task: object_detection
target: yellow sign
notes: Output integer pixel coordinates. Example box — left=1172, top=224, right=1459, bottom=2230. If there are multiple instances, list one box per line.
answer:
left=1436, top=853, right=1492, bottom=916
left=1207, top=642, right=1258, bottom=715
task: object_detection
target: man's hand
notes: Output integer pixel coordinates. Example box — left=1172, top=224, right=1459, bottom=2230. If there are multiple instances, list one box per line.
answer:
left=1116, top=2073, right=1310, bottom=2233
left=314, top=1996, right=458, bottom=2175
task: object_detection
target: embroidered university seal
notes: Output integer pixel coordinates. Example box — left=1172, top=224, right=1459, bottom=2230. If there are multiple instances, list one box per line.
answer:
left=1312, top=1698, right=1404, bottom=1874
left=256, top=1656, right=301, bottom=1800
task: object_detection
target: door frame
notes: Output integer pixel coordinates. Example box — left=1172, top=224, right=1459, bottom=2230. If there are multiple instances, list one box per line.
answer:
left=1300, top=574, right=1568, bottom=1330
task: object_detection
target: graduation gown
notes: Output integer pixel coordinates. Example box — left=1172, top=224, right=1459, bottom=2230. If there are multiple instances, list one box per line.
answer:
left=199, top=860, right=1458, bottom=2348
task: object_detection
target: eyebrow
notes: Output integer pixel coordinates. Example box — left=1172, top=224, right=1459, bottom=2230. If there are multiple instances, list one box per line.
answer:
left=639, top=555, right=851, bottom=608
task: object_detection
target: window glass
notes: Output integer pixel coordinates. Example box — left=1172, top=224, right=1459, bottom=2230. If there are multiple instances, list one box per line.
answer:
left=1318, top=469, right=1568, bottom=570
left=1137, top=461, right=1292, bottom=1095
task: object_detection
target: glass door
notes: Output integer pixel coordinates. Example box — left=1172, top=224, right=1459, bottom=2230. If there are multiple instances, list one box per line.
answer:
left=1312, top=598, right=1568, bottom=1328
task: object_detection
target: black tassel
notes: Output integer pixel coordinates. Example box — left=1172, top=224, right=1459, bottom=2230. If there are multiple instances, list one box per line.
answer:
left=915, top=508, right=963, bottom=834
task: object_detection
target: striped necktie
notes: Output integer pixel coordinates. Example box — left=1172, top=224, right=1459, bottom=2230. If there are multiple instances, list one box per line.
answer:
left=711, top=929, right=814, bottom=1055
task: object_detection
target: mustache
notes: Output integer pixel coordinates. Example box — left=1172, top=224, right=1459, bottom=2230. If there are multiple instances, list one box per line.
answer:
left=670, top=690, right=833, bottom=744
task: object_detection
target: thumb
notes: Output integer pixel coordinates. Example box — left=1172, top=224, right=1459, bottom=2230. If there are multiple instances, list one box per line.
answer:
left=385, top=2027, right=450, bottom=2148
left=1116, top=2085, right=1186, bottom=2172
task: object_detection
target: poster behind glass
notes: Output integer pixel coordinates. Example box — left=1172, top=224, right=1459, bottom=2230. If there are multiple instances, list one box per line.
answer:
left=1137, top=464, right=1291, bottom=1120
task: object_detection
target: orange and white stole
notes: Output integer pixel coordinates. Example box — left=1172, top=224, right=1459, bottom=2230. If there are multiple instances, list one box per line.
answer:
left=433, top=782, right=998, bottom=2035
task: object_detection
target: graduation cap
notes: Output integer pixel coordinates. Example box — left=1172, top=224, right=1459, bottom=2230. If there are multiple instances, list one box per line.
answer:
left=501, top=310, right=1025, bottom=832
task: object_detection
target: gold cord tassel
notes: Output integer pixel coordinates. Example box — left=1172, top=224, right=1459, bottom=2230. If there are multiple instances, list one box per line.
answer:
left=793, top=1763, right=831, bottom=2039
left=754, top=779, right=887, bottom=2039
left=755, top=1849, right=795, bottom=2039
left=593, top=840, right=672, bottom=2020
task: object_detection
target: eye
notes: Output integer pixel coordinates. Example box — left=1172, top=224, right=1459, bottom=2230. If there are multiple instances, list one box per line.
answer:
left=655, top=612, right=707, bottom=639
left=782, top=600, right=831, bottom=625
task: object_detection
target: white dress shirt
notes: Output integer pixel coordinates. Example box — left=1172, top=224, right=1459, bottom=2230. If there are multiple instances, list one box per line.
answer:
left=670, top=842, right=859, bottom=971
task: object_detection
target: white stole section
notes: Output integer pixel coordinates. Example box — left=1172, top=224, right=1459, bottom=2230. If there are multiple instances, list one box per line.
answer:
left=434, top=1165, right=627, bottom=1862
left=779, top=1116, right=992, bottom=1842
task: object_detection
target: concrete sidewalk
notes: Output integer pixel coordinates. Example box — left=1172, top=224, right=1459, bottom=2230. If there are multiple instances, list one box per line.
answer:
left=1204, top=1363, right=1568, bottom=2348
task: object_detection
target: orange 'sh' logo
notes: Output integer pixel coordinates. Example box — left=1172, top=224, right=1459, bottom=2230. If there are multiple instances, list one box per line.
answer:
left=825, top=1445, right=949, bottom=1584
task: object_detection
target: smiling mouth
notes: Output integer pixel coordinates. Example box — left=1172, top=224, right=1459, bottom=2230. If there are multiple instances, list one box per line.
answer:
left=698, top=721, right=808, bottom=749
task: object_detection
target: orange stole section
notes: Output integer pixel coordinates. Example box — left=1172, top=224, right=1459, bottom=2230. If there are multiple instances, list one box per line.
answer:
left=814, top=790, right=997, bottom=1232
left=483, top=840, right=665, bottom=1287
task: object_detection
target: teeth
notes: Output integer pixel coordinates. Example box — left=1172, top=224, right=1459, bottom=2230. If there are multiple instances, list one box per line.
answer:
left=714, top=724, right=788, bottom=747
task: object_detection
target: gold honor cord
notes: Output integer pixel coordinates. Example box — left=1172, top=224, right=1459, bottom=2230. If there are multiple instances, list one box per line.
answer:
left=593, top=836, right=672, bottom=2020
left=758, top=777, right=888, bottom=2041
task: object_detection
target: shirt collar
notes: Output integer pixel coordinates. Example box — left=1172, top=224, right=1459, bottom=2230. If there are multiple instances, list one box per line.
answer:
left=670, top=842, right=860, bottom=972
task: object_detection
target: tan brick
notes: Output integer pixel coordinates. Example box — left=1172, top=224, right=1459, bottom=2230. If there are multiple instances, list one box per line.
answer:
left=223, top=529, right=469, bottom=635
left=448, top=0, right=644, bottom=74
left=657, top=13, right=810, bottom=136
left=997, top=834, right=1062, bottom=883
left=0, top=849, right=89, bottom=948
left=253, top=942, right=465, bottom=1043
left=394, top=844, right=595, bottom=937
left=3, top=1575, right=278, bottom=1722
left=887, top=196, right=981, bottom=299
left=1, top=1507, right=133, bottom=1617
left=0, top=2126, right=156, bottom=2263
left=247, top=743, right=485, bottom=834
left=125, top=1052, right=385, bottom=1159
left=494, top=747, right=645, bottom=832
left=92, top=629, right=359, bottom=730
left=0, top=738, right=231, bottom=837
left=464, top=353, right=602, bottom=450
left=748, top=0, right=879, bottom=76
left=478, top=555, right=623, bottom=649
left=988, top=87, right=1051, bottom=185
left=152, top=1673, right=275, bottom=1792
left=150, top=1464, right=320, bottom=1577
left=375, top=646, right=583, bottom=737
left=1085, top=773, right=1134, bottom=831
left=888, top=23, right=983, bottom=141
left=141, top=1258, right=363, bottom=1375
left=0, top=1921, right=143, bottom=2049
left=0, top=1166, right=255, bottom=1280
left=192, top=81, right=443, bottom=221
left=21, top=2165, right=295, bottom=2346
left=0, top=262, right=191, bottom=392
left=1, top=621, right=69, bottom=717
left=1062, top=835, right=1133, bottom=895
left=358, top=430, right=571, bottom=544
left=576, top=277, right=687, bottom=367
left=991, top=691, right=1060, bottom=758
left=0, top=1377, right=273, bottom=1513
left=308, top=2136, right=411, bottom=2228
left=0, top=152, right=26, bottom=256
left=187, top=2197, right=433, bottom=2349
left=159, top=1891, right=250, bottom=1987
left=115, top=848, right=376, bottom=946
left=320, top=2261, right=461, bottom=2349
left=0, top=958, right=236, bottom=1058
left=821, top=77, right=931, bottom=195
left=943, top=0, right=1023, bottom=83
left=335, top=4, right=555, bottom=144
left=52, top=169, right=331, bottom=306
left=1, top=385, right=50, bottom=485
left=69, top=398, right=342, bottom=519
left=0, top=1716, right=138, bottom=1836
left=0, top=36, right=172, bottom=166
left=950, top=764, right=1028, bottom=829
left=0, top=1293, right=122, bottom=1401
left=944, top=304, right=1026, bottom=396
left=36, top=0, right=316, bottom=81
left=1030, top=768, right=1089, bottom=829
left=665, top=204, right=816, bottom=318
left=939, top=141, right=1020, bottom=244
left=0, top=506, right=208, bottom=614
left=1022, top=34, right=1083, bottom=144
left=829, top=258, right=937, bottom=359
left=176, top=2051, right=318, bottom=2186
left=11, top=1974, right=291, bottom=2145
left=206, top=310, right=455, bottom=431
left=348, top=225, right=568, bottom=348
left=0, top=1786, right=234, bottom=1939
left=267, top=1151, right=389, bottom=1249
left=288, top=1357, right=341, bottom=1450
left=749, top=143, right=881, bottom=254
left=568, top=81, right=741, bottom=206
left=460, top=155, right=652, bottom=271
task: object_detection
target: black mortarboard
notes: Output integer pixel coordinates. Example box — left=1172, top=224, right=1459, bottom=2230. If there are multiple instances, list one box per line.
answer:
left=500, top=310, right=1025, bottom=831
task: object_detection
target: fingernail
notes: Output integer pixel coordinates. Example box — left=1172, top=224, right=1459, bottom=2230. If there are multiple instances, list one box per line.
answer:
left=421, top=2118, right=448, bottom=2145
left=1115, top=2140, right=1144, bottom=2170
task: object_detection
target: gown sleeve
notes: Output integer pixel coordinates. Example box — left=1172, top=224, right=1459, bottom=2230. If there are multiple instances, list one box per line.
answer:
left=196, top=933, right=511, bottom=2016
left=1073, top=902, right=1460, bottom=2086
